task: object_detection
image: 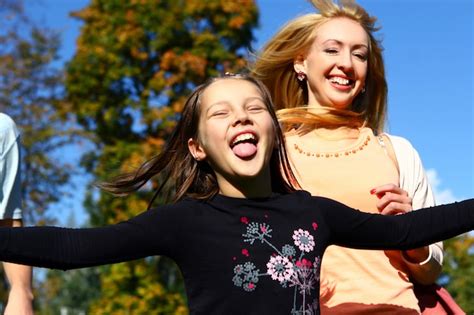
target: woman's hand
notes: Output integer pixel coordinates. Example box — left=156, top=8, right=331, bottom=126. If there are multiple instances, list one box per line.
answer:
left=371, top=183, right=430, bottom=263
left=370, top=183, right=412, bottom=215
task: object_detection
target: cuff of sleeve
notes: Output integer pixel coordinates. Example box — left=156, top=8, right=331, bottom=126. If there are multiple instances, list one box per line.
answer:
left=402, top=244, right=443, bottom=267
left=402, top=245, right=432, bottom=266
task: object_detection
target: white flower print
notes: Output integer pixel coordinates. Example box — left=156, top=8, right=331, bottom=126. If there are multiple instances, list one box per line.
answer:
left=292, top=229, right=315, bottom=253
left=233, top=219, right=319, bottom=314
left=266, top=255, right=294, bottom=283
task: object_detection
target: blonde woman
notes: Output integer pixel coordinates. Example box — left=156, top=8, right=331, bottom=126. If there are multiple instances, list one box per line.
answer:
left=251, top=0, right=451, bottom=314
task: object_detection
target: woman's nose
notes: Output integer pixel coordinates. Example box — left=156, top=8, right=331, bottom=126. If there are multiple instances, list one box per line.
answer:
left=336, top=52, right=353, bottom=70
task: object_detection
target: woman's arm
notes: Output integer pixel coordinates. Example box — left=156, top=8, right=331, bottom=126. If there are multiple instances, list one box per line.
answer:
left=384, top=134, right=442, bottom=284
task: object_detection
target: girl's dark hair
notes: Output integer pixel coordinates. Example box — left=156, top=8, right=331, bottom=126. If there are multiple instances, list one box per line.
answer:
left=100, top=74, right=299, bottom=207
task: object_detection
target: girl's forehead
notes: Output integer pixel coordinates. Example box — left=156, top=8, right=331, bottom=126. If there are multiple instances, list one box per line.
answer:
left=200, top=79, right=262, bottom=106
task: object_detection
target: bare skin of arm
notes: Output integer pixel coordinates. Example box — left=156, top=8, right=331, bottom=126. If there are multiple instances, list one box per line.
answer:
left=0, top=219, right=34, bottom=315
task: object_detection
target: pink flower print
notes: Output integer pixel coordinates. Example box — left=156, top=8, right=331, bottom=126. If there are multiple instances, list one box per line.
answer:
left=312, top=222, right=318, bottom=231
left=247, top=282, right=255, bottom=290
left=267, top=255, right=294, bottom=283
left=260, top=225, right=267, bottom=233
left=295, top=258, right=313, bottom=268
left=292, top=229, right=315, bottom=252
left=242, top=248, right=249, bottom=257
left=240, top=217, right=249, bottom=224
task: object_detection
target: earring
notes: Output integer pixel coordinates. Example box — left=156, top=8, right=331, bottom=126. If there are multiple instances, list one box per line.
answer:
left=361, top=87, right=366, bottom=94
left=296, top=71, right=306, bottom=82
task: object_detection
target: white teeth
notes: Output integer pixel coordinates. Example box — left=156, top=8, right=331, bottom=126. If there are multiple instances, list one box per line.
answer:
left=330, top=77, right=350, bottom=85
left=232, top=133, right=255, bottom=145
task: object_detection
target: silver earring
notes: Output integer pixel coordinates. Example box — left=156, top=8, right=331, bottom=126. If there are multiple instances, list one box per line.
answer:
left=361, top=87, right=366, bottom=94
left=296, top=71, right=306, bottom=82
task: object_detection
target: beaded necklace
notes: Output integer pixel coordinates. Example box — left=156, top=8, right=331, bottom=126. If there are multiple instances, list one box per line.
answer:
left=292, top=129, right=371, bottom=158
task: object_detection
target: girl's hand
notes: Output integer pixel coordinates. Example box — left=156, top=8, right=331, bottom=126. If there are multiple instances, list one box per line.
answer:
left=370, top=183, right=412, bottom=215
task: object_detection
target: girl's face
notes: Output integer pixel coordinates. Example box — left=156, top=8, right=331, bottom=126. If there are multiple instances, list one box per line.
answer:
left=188, top=79, right=276, bottom=198
left=295, top=17, right=369, bottom=110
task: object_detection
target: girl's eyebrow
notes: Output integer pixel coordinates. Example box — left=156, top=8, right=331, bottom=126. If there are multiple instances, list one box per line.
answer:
left=206, top=96, right=264, bottom=112
left=244, top=96, right=265, bottom=104
left=206, top=101, right=230, bottom=114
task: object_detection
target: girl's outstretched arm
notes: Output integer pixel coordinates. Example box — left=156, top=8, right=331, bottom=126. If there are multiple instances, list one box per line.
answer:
left=316, top=197, right=474, bottom=250
left=0, top=203, right=183, bottom=270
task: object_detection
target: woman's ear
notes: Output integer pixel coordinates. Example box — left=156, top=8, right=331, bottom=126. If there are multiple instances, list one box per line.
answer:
left=188, top=138, right=206, bottom=161
left=293, top=55, right=307, bottom=75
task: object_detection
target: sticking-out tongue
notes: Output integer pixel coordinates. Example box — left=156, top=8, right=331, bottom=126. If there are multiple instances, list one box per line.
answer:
left=232, top=142, right=257, bottom=158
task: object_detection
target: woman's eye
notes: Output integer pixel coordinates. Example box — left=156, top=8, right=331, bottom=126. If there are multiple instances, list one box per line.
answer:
left=353, top=52, right=368, bottom=61
left=324, top=48, right=339, bottom=55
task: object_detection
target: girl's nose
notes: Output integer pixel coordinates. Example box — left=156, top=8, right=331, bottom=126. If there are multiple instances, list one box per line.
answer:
left=232, top=110, right=252, bottom=126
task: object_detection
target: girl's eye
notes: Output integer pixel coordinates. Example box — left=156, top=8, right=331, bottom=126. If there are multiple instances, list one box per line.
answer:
left=248, top=105, right=266, bottom=112
left=211, top=110, right=228, bottom=117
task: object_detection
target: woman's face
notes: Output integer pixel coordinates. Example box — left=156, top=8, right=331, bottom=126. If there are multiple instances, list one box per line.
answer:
left=295, top=17, right=369, bottom=110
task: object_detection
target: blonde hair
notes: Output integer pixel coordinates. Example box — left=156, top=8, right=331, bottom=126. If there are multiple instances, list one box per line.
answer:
left=250, top=0, right=387, bottom=133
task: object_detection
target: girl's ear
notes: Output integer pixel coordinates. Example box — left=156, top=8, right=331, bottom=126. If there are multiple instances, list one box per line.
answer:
left=293, top=55, right=307, bottom=74
left=188, top=138, right=206, bottom=161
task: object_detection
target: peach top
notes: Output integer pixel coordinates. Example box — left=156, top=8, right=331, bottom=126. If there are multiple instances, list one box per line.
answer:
left=285, top=127, right=421, bottom=314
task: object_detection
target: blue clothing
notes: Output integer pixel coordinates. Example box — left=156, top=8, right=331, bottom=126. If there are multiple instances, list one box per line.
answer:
left=0, top=113, right=22, bottom=219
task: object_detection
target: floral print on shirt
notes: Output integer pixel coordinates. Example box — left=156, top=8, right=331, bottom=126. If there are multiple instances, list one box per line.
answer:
left=232, top=217, right=321, bottom=315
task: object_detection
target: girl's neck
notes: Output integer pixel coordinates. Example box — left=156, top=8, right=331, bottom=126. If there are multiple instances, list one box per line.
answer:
left=216, top=170, right=273, bottom=199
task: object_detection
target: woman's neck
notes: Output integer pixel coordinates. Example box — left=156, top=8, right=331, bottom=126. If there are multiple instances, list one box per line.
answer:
left=306, top=126, right=362, bottom=140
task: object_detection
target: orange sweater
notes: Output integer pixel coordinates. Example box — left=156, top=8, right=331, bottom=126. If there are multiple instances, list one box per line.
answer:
left=285, top=127, right=421, bottom=314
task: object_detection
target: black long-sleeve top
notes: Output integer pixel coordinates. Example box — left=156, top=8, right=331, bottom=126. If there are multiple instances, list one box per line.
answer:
left=0, top=191, right=473, bottom=314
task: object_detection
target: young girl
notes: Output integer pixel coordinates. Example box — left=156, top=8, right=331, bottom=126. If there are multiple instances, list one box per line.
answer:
left=0, top=74, right=472, bottom=315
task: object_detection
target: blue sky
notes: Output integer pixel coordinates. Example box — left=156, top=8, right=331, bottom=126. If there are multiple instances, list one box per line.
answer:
left=28, top=0, right=473, bottom=224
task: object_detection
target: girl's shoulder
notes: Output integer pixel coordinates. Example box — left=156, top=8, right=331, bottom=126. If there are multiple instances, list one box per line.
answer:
left=287, top=190, right=347, bottom=208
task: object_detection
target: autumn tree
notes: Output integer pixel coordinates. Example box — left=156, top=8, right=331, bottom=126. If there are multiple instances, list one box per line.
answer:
left=0, top=0, right=77, bottom=224
left=37, top=268, right=101, bottom=315
left=65, top=0, right=258, bottom=313
left=439, top=235, right=474, bottom=312
left=0, top=0, right=86, bottom=310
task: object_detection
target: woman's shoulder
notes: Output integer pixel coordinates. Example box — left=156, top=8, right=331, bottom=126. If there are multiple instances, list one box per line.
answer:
left=381, top=133, right=425, bottom=172
left=382, top=133, right=416, bottom=151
